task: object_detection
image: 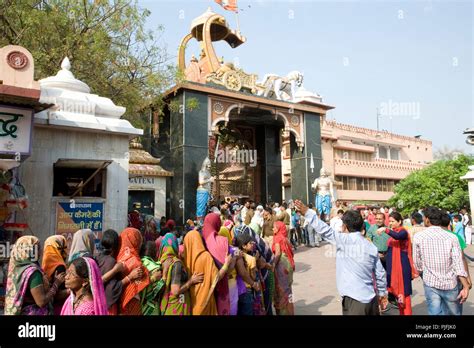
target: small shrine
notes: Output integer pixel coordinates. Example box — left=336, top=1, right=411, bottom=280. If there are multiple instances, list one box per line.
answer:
left=19, top=56, right=142, bottom=248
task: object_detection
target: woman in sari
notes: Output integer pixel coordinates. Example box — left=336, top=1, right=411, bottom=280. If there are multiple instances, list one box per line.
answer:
left=160, top=232, right=203, bottom=315
left=143, top=215, right=159, bottom=242
left=96, top=229, right=143, bottom=315
left=140, top=241, right=165, bottom=315
left=61, top=257, right=108, bottom=315
left=68, top=229, right=95, bottom=263
left=202, top=213, right=232, bottom=315
left=377, top=212, right=418, bottom=315
left=250, top=205, right=264, bottom=236
left=234, top=224, right=275, bottom=315
left=5, top=236, right=65, bottom=315
left=272, top=221, right=295, bottom=315
left=42, top=235, right=69, bottom=314
left=117, top=228, right=150, bottom=315
left=183, top=230, right=234, bottom=315
left=218, top=225, right=240, bottom=315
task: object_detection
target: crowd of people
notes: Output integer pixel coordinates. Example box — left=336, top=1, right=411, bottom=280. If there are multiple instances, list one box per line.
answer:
left=4, top=199, right=298, bottom=316
left=294, top=199, right=472, bottom=316
left=3, top=196, right=472, bottom=316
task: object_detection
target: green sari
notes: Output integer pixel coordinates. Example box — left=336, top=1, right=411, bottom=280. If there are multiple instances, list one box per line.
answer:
left=140, top=256, right=165, bottom=315
left=159, top=233, right=191, bottom=316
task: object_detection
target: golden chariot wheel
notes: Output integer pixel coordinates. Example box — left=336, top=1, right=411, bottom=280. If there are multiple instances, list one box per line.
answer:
left=223, top=70, right=242, bottom=92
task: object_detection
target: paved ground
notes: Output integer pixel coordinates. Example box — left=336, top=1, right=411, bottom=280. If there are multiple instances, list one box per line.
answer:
left=292, top=242, right=474, bottom=315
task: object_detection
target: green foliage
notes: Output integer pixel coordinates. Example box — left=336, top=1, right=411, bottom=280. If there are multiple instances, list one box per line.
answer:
left=0, top=0, right=177, bottom=128
left=388, top=154, right=474, bottom=215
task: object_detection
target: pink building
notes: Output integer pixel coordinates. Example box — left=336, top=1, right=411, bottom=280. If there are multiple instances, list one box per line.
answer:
left=320, top=120, right=433, bottom=204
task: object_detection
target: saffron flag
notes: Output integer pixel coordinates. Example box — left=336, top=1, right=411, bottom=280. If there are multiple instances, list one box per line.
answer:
left=215, top=0, right=238, bottom=13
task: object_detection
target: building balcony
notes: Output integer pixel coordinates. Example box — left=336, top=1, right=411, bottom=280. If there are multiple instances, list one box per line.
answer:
left=334, top=158, right=426, bottom=180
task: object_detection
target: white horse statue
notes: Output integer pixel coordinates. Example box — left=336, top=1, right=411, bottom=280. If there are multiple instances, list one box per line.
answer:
left=257, top=71, right=304, bottom=101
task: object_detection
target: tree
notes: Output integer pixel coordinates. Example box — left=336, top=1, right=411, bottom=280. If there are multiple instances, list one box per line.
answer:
left=388, top=154, right=474, bottom=216
left=0, top=0, right=178, bottom=129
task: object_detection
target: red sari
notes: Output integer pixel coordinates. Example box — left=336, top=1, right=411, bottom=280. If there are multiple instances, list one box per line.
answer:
left=387, top=227, right=418, bottom=315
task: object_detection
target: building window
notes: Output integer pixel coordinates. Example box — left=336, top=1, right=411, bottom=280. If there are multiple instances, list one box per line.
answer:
left=53, top=159, right=111, bottom=198
left=390, top=148, right=400, bottom=160
left=354, top=151, right=372, bottom=162
left=336, top=175, right=398, bottom=192
left=379, top=147, right=388, bottom=159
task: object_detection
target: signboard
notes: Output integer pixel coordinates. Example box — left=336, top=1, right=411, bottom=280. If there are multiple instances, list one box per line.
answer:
left=0, top=106, right=33, bottom=156
left=55, top=202, right=104, bottom=251
left=129, top=176, right=157, bottom=189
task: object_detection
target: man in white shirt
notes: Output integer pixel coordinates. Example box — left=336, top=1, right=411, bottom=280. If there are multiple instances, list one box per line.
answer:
left=330, top=209, right=344, bottom=233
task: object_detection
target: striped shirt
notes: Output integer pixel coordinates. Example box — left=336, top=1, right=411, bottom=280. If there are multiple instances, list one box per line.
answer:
left=413, top=226, right=467, bottom=290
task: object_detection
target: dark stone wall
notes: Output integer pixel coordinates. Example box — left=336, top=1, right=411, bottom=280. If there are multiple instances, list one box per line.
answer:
left=168, top=90, right=209, bottom=224
left=290, top=113, right=322, bottom=205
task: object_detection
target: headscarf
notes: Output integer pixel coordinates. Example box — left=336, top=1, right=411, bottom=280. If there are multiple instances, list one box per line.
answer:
left=117, top=228, right=150, bottom=311
left=42, top=235, right=67, bottom=280
left=183, top=230, right=219, bottom=315
left=143, top=215, right=158, bottom=242
left=155, top=236, right=163, bottom=260
left=165, top=219, right=176, bottom=231
left=218, top=226, right=233, bottom=245
left=5, top=236, right=48, bottom=315
left=68, top=229, right=95, bottom=263
left=159, top=233, right=179, bottom=264
left=273, top=221, right=295, bottom=270
left=202, top=213, right=228, bottom=266
left=60, top=257, right=108, bottom=315
left=250, top=206, right=264, bottom=234
left=201, top=214, right=231, bottom=315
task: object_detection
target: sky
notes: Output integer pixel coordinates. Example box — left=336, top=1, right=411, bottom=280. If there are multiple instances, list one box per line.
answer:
left=138, top=0, right=473, bottom=154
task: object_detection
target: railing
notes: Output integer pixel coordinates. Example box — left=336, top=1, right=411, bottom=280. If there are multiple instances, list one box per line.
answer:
left=334, top=158, right=427, bottom=172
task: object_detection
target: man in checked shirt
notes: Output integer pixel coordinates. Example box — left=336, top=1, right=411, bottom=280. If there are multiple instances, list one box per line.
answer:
left=413, top=207, right=470, bottom=315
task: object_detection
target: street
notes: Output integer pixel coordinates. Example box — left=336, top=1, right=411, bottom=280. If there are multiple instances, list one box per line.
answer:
left=293, top=242, right=474, bottom=315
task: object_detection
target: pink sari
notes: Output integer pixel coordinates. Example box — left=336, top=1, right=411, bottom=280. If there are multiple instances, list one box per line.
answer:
left=61, top=257, right=108, bottom=315
left=202, top=213, right=230, bottom=315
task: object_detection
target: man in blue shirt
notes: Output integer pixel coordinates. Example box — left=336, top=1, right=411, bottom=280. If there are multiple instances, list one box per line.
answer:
left=295, top=200, right=388, bottom=315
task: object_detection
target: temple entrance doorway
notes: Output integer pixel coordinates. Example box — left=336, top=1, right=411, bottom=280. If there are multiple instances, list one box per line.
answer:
left=210, top=109, right=285, bottom=205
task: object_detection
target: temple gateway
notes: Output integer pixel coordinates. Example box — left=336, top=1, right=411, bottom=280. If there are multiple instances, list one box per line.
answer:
left=155, top=8, right=334, bottom=223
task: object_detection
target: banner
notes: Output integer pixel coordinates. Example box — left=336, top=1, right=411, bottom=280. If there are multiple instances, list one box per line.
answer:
left=215, top=0, right=238, bottom=12
left=56, top=202, right=104, bottom=250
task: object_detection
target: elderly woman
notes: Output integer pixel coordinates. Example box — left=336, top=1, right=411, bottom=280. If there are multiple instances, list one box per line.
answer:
left=68, top=229, right=95, bottom=263
left=42, top=235, right=69, bottom=314
left=61, top=257, right=108, bottom=315
left=5, top=236, right=65, bottom=315
left=117, top=228, right=150, bottom=315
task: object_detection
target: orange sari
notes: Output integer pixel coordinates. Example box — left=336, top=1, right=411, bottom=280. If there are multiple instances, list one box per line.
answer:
left=117, top=228, right=150, bottom=315
left=183, top=230, right=219, bottom=315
